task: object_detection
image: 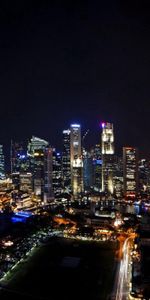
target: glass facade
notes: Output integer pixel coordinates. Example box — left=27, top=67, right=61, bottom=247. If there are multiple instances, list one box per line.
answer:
left=70, top=124, right=83, bottom=196
left=0, top=145, right=5, bottom=179
left=101, top=123, right=115, bottom=194
left=123, top=147, right=138, bottom=198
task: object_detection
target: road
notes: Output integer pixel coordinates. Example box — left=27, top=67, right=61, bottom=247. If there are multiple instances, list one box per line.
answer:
left=112, top=236, right=133, bottom=300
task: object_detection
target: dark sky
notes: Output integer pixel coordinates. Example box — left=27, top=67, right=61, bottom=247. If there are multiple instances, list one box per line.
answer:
left=0, top=0, right=150, bottom=164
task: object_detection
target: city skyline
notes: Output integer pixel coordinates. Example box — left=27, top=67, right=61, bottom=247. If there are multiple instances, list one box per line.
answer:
left=0, top=1, right=150, bottom=160
left=1, top=119, right=150, bottom=172
left=0, top=2, right=150, bottom=300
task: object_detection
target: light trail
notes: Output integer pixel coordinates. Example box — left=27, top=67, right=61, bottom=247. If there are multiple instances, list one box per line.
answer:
left=113, top=236, right=133, bottom=300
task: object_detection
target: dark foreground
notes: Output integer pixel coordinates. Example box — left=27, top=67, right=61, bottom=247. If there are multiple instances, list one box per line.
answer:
left=0, top=237, right=117, bottom=300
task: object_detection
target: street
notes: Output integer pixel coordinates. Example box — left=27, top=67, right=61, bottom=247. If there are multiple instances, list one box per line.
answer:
left=112, top=236, right=133, bottom=300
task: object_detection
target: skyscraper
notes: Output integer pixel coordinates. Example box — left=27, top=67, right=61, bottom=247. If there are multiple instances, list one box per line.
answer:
left=28, top=136, right=51, bottom=200
left=0, top=145, right=5, bottom=179
left=83, top=150, right=93, bottom=192
left=52, top=149, right=62, bottom=195
left=113, top=156, right=123, bottom=198
left=138, top=159, right=150, bottom=194
left=10, top=141, right=30, bottom=190
left=123, top=147, right=138, bottom=198
left=70, top=124, right=83, bottom=196
left=28, top=136, right=49, bottom=154
left=62, top=129, right=71, bottom=193
left=91, top=144, right=102, bottom=192
left=101, top=122, right=115, bottom=195
left=44, top=147, right=53, bottom=202
left=11, top=141, right=30, bottom=174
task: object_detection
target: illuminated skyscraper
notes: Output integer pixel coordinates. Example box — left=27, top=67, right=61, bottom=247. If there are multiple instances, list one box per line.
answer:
left=138, top=159, right=150, bottom=194
left=11, top=141, right=30, bottom=174
left=70, top=124, right=83, bottom=196
left=101, top=122, right=114, bottom=194
left=83, top=150, right=93, bottom=192
left=44, top=147, right=53, bottom=202
left=91, top=144, right=102, bottom=192
left=0, top=145, right=5, bottom=179
left=52, top=149, right=62, bottom=195
left=11, top=141, right=30, bottom=190
left=62, top=129, right=71, bottom=193
left=113, top=157, right=123, bottom=198
left=28, top=136, right=49, bottom=154
left=28, top=136, right=52, bottom=201
left=123, top=147, right=138, bottom=198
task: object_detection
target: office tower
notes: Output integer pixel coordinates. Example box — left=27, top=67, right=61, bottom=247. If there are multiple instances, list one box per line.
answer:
left=11, top=141, right=30, bottom=191
left=52, top=149, right=62, bottom=195
left=28, top=136, right=50, bottom=200
left=28, top=136, right=49, bottom=154
left=70, top=124, right=83, bottom=196
left=113, top=156, right=123, bottom=198
left=0, top=145, right=5, bottom=179
left=62, top=129, right=71, bottom=193
left=138, top=159, right=150, bottom=194
left=44, top=147, right=53, bottom=202
left=11, top=141, right=30, bottom=174
left=123, top=147, right=138, bottom=198
left=101, top=122, right=115, bottom=195
left=19, top=173, right=33, bottom=193
left=83, top=150, right=93, bottom=192
left=91, top=144, right=102, bottom=192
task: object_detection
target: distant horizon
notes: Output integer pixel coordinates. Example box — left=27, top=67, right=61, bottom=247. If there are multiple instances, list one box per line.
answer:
left=2, top=122, right=150, bottom=173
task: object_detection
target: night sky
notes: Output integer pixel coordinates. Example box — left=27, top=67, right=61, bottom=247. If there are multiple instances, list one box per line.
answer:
left=0, top=0, right=150, bottom=166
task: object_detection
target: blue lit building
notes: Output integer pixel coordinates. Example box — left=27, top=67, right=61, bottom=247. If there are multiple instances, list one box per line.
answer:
left=11, top=211, right=33, bottom=223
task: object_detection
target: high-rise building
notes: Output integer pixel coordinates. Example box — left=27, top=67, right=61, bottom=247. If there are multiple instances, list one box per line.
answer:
left=101, top=122, right=115, bottom=195
left=28, top=136, right=51, bottom=201
left=44, top=147, right=53, bottom=202
left=138, top=159, right=150, bottom=194
left=113, top=156, right=123, bottom=198
left=11, top=141, right=30, bottom=174
left=52, top=149, right=62, bottom=195
left=62, top=129, right=71, bottom=193
left=123, top=147, right=138, bottom=198
left=70, top=124, right=83, bottom=196
left=0, top=145, right=5, bottom=179
left=91, top=144, right=102, bottom=192
left=83, top=150, right=93, bottom=192
left=11, top=141, right=30, bottom=191
left=28, top=136, right=49, bottom=154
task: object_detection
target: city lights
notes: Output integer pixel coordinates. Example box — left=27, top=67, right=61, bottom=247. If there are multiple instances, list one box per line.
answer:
left=0, top=121, right=150, bottom=300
